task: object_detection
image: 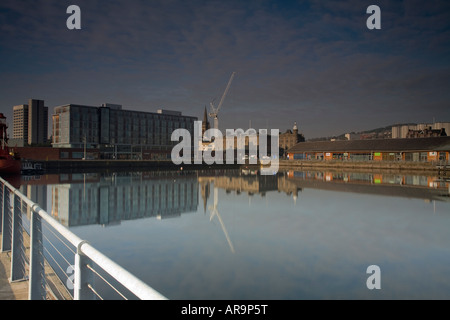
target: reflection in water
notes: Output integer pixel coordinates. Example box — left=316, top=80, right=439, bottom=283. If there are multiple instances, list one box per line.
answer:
left=199, top=169, right=301, bottom=207
left=20, top=169, right=450, bottom=244
left=280, top=170, right=450, bottom=202
left=19, top=169, right=449, bottom=226
left=209, top=186, right=235, bottom=253
left=49, top=171, right=199, bottom=227
left=17, top=168, right=450, bottom=299
left=199, top=169, right=450, bottom=206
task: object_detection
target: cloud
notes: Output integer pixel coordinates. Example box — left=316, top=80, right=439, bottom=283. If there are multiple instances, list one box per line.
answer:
left=0, top=0, right=449, bottom=138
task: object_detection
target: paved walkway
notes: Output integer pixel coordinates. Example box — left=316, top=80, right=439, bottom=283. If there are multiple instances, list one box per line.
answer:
left=0, top=236, right=72, bottom=300
left=0, top=242, right=28, bottom=300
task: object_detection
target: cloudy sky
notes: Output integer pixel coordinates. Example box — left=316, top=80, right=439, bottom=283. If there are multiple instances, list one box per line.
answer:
left=1, top=0, right=449, bottom=138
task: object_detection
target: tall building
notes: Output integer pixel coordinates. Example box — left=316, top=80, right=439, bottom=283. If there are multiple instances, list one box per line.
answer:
left=13, top=99, right=48, bottom=145
left=28, top=99, right=48, bottom=145
left=13, top=104, right=29, bottom=144
left=52, top=103, right=197, bottom=159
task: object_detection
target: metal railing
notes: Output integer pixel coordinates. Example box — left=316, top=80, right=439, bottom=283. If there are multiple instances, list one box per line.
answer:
left=0, top=176, right=167, bottom=300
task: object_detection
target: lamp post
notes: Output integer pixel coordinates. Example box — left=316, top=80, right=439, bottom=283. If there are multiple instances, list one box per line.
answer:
left=83, top=134, right=86, bottom=160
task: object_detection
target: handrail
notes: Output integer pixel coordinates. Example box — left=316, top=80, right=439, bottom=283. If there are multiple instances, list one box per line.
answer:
left=0, top=176, right=167, bottom=300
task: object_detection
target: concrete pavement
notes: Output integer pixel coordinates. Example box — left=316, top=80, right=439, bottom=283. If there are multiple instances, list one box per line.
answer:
left=0, top=244, right=28, bottom=300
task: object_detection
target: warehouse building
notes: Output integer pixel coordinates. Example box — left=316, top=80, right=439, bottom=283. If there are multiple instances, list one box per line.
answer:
left=287, top=136, right=450, bottom=162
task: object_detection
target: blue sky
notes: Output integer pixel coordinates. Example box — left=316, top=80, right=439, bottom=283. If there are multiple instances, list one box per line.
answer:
left=1, top=0, right=449, bottom=138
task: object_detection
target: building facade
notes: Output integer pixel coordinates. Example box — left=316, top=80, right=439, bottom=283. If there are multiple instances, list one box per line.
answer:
left=406, top=127, right=446, bottom=138
left=279, top=122, right=305, bottom=154
left=13, top=104, right=28, bottom=145
left=52, top=103, right=197, bottom=159
left=392, top=122, right=450, bottom=139
left=13, top=99, right=48, bottom=146
left=287, top=136, right=450, bottom=163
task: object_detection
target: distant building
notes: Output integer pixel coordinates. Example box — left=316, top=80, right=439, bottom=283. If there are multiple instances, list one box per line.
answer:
left=199, top=120, right=303, bottom=157
left=279, top=122, right=305, bottom=152
left=12, top=104, right=28, bottom=147
left=392, top=122, right=450, bottom=139
left=52, top=103, right=197, bottom=159
left=345, top=133, right=359, bottom=141
left=406, top=127, right=446, bottom=138
left=13, top=99, right=48, bottom=146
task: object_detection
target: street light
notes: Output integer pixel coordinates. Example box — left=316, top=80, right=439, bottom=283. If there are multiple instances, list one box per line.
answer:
left=83, top=134, right=86, bottom=160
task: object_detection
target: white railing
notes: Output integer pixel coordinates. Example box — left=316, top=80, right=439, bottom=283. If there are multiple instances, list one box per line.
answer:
left=0, top=176, right=167, bottom=300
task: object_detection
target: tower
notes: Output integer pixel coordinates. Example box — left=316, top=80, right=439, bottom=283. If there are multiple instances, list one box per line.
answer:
left=202, top=106, right=210, bottom=137
left=13, top=104, right=29, bottom=145
left=28, top=99, right=48, bottom=145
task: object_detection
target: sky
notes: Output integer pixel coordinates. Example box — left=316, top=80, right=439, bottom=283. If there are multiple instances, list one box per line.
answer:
left=0, top=0, right=449, bottom=139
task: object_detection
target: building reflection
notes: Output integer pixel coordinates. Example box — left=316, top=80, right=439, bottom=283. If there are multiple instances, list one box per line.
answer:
left=198, top=168, right=450, bottom=206
left=282, top=170, right=450, bottom=202
left=16, top=167, right=449, bottom=229
left=18, top=176, right=48, bottom=218
left=198, top=169, right=302, bottom=210
left=50, top=171, right=198, bottom=227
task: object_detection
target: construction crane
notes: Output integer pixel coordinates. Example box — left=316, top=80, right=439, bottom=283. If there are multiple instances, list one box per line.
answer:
left=209, top=72, right=236, bottom=130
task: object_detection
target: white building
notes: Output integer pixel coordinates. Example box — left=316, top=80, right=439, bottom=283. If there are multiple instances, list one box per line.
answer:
left=392, top=122, right=450, bottom=139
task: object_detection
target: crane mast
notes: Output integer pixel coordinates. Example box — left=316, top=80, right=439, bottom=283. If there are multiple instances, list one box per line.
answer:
left=209, top=72, right=236, bottom=130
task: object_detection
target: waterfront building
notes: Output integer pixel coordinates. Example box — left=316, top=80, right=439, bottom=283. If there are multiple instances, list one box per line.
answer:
left=52, top=103, right=197, bottom=159
left=392, top=122, right=450, bottom=139
left=279, top=122, right=305, bottom=154
left=287, top=136, right=450, bottom=162
left=13, top=99, right=48, bottom=146
left=406, top=127, right=446, bottom=138
left=199, top=121, right=302, bottom=157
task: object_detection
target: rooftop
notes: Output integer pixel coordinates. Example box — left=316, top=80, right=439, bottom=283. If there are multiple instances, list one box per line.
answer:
left=288, top=136, right=450, bottom=153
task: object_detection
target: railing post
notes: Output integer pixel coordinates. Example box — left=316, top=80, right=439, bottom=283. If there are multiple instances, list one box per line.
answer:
left=29, top=208, right=46, bottom=300
left=0, top=182, right=3, bottom=237
left=10, top=193, right=27, bottom=282
left=1, top=186, right=12, bottom=252
left=74, top=241, right=95, bottom=300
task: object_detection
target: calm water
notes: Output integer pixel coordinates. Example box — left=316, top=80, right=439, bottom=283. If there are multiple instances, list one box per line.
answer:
left=20, top=169, right=450, bottom=299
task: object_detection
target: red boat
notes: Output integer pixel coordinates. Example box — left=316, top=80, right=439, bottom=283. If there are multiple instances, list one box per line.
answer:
left=0, top=113, right=21, bottom=175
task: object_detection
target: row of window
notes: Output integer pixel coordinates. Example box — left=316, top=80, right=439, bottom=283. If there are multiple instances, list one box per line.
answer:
left=52, top=105, right=196, bottom=147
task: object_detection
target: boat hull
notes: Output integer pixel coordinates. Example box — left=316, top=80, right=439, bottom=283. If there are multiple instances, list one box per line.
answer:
left=0, top=159, right=22, bottom=174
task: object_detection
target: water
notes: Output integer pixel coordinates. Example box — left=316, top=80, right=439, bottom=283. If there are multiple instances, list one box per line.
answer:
left=19, top=169, right=450, bottom=299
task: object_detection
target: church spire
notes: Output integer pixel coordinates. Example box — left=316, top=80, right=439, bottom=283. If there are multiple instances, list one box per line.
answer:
left=202, top=106, right=210, bottom=136
left=203, top=106, right=208, bottom=123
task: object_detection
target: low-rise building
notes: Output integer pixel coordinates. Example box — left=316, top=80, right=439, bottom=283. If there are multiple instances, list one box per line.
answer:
left=287, top=136, right=450, bottom=162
